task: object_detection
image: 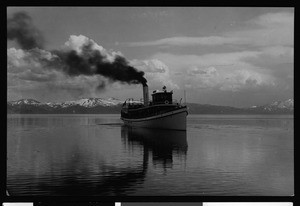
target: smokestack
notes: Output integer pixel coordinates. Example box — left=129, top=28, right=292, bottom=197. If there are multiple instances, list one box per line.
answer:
left=143, top=84, right=149, bottom=106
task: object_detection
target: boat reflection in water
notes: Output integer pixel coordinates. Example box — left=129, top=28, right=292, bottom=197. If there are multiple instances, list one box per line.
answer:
left=121, top=125, right=188, bottom=169
left=7, top=117, right=187, bottom=196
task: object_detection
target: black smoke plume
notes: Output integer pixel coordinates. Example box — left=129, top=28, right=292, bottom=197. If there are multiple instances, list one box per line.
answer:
left=52, top=43, right=147, bottom=86
left=7, top=12, right=147, bottom=88
left=7, top=11, right=45, bottom=49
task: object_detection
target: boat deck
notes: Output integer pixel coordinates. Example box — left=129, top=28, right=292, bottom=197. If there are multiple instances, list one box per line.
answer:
left=121, top=103, right=186, bottom=119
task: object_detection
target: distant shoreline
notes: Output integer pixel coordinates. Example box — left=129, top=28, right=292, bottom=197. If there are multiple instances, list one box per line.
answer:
left=7, top=100, right=294, bottom=115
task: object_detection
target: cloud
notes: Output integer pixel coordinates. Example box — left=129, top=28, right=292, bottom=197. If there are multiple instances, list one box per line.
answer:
left=244, top=46, right=294, bottom=67
left=154, top=50, right=260, bottom=70
left=151, top=48, right=291, bottom=92
left=8, top=67, right=106, bottom=101
left=8, top=48, right=58, bottom=77
left=8, top=47, right=57, bottom=74
left=130, top=59, right=179, bottom=90
left=7, top=11, right=44, bottom=49
left=218, top=69, right=275, bottom=92
left=130, top=58, right=167, bottom=73
left=186, top=66, right=274, bottom=92
left=62, top=35, right=123, bottom=63
left=18, top=70, right=57, bottom=82
left=249, top=12, right=293, bottom=28
left=124, top=11, right=293, bottom=48
left=7, top=48, right=61, bottom=86
left=187, top=66, right=217, bottom=76
left=225, top=12, right=294, bottom=47
left=45, top=75, right=104, bottom=95
left=7, top=34, right=150, bottom=101
left=7, top=39, right=179, bottom=101
left=123, top=11, right=293, bottom=94
left=125, top=36, right=241, bottom=47
left=7, top=47, right=109, bottom=100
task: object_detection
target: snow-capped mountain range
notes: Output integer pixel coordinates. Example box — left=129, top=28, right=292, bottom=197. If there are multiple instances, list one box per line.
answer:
left=251, top=99, right=294, bottom=111
left=9, top=99, right=41, bottom=106
left=266, top=98, right=294, bottom=110
left=8, top=97, right=124, bottom=108
left=7, top=98, right=293, bottom=114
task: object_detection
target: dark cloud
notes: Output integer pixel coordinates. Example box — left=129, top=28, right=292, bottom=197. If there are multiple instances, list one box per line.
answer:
left=7, top=11, right=44, bottom=49
left=52, top=43, right=147, bottom=86
left=7, top=11, right=147, bottom=89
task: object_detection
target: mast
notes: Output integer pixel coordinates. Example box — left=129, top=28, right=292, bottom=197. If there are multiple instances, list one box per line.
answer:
left=184, top=90, right=186, bottom=105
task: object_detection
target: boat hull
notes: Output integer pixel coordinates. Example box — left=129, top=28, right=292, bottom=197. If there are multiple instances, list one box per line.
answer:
left=121, top=107, right=188, bottom=130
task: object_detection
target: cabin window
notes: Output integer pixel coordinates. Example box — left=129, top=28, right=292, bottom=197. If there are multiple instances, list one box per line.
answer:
left=152, top=92, right=172, bottom=104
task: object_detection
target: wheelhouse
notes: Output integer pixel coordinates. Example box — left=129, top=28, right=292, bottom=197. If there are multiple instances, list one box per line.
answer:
left=151, top=89, right=173, bottom=105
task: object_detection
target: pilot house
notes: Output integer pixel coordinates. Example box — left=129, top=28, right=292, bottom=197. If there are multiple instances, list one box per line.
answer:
left=151, top=88, right=173, bottom=105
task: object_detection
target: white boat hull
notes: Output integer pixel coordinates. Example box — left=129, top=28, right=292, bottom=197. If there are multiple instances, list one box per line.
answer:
left=121, top=107, right=188, bottom=130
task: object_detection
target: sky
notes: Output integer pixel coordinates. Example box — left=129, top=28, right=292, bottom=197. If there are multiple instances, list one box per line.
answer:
left=7, top=7, right=294, bottom=107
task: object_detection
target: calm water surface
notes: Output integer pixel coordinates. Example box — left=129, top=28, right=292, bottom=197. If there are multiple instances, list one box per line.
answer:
left=7, top=114, right=293, bottom=196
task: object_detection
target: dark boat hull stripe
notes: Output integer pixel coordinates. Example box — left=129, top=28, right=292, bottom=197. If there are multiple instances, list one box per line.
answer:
left=121, top=107, right=188, bottom=122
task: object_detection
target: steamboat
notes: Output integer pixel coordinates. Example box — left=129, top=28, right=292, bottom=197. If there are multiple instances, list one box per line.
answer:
left=121, top=85, right=188, bottom=130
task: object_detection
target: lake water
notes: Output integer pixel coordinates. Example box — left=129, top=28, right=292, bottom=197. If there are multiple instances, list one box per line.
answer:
left=7, top=114, right=294, bottom=196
